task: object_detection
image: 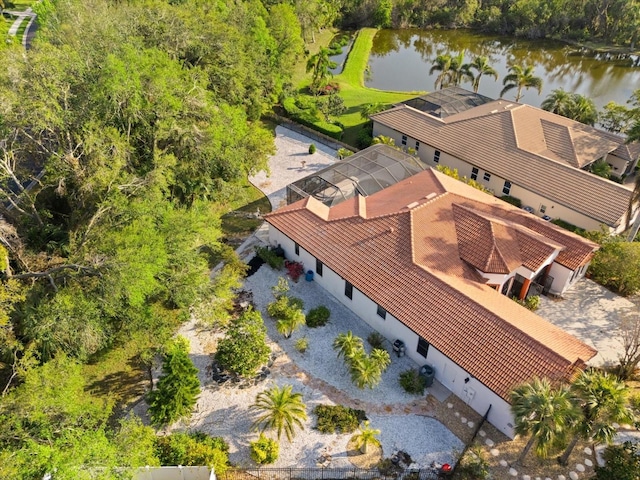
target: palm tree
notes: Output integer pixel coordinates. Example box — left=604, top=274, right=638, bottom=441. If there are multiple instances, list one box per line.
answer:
left=333, top=331, right=364, bottom=360
left=568, top=94, right=598, bottom=126
left=349, top=348, right=390, bottom=389
left=541, top=89, right=573, bottom=116
left=306, top=48, right=335, bottom=94
left=360, top=102, right=386, bottom=120
left=558, top=370, right=635, bottom=466
left=352, top=421, right=382, bottom=454
left=449, top=51, right=473, bottom=87
left=429, top=54, right=453, bottom=90
left=250, top=385, right=308, bottom=442
left=371, top=135, right=396, bottom=146
left=510, top=377, right=579, bottom=465
left=500, top=64, right=543, bottom=102
left=275, top=307, right=305, bottom=338
left=468, top=56, right=498, bottom=93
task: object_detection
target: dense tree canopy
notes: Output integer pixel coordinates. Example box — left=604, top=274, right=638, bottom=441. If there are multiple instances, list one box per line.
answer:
left=0, top=0, right=303, bottom=475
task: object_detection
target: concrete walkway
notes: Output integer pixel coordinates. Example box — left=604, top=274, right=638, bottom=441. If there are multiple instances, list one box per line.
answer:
left=249, top=125, right=337, bottom=211
left=6, top=8, right=37, bottom=48
left=537, top=278, right=637, bottom=366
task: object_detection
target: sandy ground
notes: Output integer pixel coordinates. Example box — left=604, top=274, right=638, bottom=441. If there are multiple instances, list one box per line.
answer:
left=537, top=278, right=638, bottom=367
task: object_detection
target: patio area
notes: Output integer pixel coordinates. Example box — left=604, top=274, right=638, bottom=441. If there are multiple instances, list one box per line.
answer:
left=536, top=278, right=638, bottom=367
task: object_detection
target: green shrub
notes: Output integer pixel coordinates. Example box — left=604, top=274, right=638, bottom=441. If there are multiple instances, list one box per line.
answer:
left=525, top=295, right=540, bottom=311
left=399, top=368, right=427, bottom=395
left=314, top=404, right=367, bottom=434
left=500, top=195, right=522, bottom=208
left=456, top=445, right=490, bottom=479
left=551, top=218, right=587, bottom=236
left=306, top=305, right=331, bottom=327
left=215, top=308, right=271, bottom=377
left=250, top=434, right=279, bottom=465
left=156, top=432, right=229, bottom=472
left=295, top=337, right=309, bottom=353
left=148, top=337, right=201, bottom=426
left=282, top=96, right=343, bottom=140
left=256, top=246, right=284, bottom=270
left=595, top=441, right=640, bottom=480
left=630, top=393, right=640, bottom=411
left=309, top=143, right=317, bottom=154
left=512, top=295, right=540, bottom=311
left=267, top=296, right=305, bottom=320
left=267, top=295, right=305, bottom=338
left=367, top=332, right=385, bottom=350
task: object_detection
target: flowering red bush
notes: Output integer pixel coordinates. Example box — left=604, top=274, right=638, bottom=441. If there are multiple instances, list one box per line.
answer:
left=318, top=82, right=340, bottom=95
left=285, top=260, right=304, bottom=282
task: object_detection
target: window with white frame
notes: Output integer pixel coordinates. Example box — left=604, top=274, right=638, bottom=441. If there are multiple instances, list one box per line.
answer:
left=401, top=135, right=407, bottom=146
left=483, top=172, right=491, bottom=182
left=433, top=150, right=440, bottom=164
left=502, top=181, right=511, bottom=195
left=471, top=167, right=479, bottom=180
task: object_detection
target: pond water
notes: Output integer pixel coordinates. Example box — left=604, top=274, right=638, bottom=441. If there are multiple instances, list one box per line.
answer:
left=365, top=29, right=640, bottom=109
left=329, top=37, right=354, bottom=75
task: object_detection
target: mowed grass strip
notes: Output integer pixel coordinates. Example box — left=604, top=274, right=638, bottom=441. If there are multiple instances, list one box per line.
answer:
left=327, top=29, right=422, bottom=146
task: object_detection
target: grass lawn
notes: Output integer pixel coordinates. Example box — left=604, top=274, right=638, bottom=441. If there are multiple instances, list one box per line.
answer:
left=14, top=14, right=30, bottom=40
left=294, top=28, right=422, bottom=147
left=292, top=29, right=337, bottom=86
left=6, top=1, right=34, bottom=10
left=334, top=28, right=423, bottom=146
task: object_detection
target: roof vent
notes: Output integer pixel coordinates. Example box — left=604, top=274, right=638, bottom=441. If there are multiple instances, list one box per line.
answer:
left=425, top=192, right=437, bottom=200
left=490, top=109, right=498, bottom=114
left=406, top=201, right=420, bottom=209
left=504, top=104, right=514, bottom=109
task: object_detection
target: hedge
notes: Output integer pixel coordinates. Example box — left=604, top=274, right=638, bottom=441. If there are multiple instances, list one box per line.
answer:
left=282, top=97, right=343, bottom=139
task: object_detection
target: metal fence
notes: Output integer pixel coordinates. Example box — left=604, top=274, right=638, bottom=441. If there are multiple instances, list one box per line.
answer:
left=220, top=468, right=441, bottom=480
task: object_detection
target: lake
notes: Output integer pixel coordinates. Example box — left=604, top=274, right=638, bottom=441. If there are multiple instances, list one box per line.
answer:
left=365, top=29, right=640, bottom=109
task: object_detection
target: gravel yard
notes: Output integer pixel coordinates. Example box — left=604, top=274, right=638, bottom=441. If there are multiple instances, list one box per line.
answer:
left=179, top=264, right=463, bottom=470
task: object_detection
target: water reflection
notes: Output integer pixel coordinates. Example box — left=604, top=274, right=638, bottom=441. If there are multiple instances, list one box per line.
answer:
left=365, top=29, right=640, bottom=108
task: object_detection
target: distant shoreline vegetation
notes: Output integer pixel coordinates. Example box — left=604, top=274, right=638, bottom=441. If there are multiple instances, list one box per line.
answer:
left=337, top=0, right=640, bottom=53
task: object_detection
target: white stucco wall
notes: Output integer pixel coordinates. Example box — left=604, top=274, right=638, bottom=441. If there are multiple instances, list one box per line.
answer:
left=268, top=225, right=516, bottom=438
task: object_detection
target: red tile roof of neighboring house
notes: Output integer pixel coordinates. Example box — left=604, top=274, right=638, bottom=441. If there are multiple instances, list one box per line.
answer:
left=371, top=100, right=636, bottom=227
left=266, top=168, right=597, bottom=401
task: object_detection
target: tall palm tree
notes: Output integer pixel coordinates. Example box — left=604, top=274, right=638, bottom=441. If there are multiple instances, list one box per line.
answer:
left=333, top=331, right=364, bottom=360
left=429, top=54, right=453, bottom=90
left=510, top=377, right=579, bottom=464
left=558, top=370, right=635, bottom=465
left=306, top=48, right=335, bottom=94
left=250, top=385, right=308, bottom=442
left=500, top=64, right=543, bottom=102
left=468, top=56, right=498, bottom=93
left=448, top=51, right=472, bottom=87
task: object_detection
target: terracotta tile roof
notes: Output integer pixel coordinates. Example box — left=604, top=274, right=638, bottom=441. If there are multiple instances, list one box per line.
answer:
left=371, top=101, right=633, bottom=227
left=452, top=204, right=561, bottom=274
left=266, top=169, right=597, bottom=400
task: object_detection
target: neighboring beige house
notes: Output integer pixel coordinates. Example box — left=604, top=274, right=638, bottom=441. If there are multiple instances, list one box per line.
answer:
left=266, top=149, right=598, bottom=437
left=371, top=87, right=640, bottom=234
